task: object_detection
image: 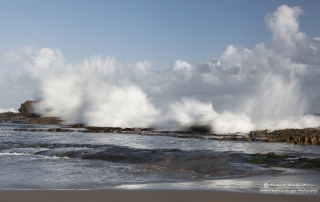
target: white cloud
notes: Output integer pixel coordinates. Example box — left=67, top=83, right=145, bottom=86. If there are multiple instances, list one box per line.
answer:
left=264, top=5, right=319, bottom=65
left=1, top=47, right=33, bottom=66
left=265, top=5, right=306, bottom=57
left=135, top=60, right=152, bottom=73
left=201, top=73, right=220, bottom=85
left=172, top=60, right=192, bottom=71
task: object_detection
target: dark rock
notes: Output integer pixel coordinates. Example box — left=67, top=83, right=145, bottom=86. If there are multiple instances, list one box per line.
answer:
left=123, top=128, right=134, bottom=131
left=18, top=100, right=39, bottom=118
left=190, top=125, right=211, bottom=133
left=141, top=128, right=152, bottom=131
left=85, top=126, right=123, bottom=133
left=247, top=128, right=320, bottom=145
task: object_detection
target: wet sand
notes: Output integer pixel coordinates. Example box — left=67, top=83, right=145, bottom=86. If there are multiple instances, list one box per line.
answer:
left=0, top=189, right=319, bottom=202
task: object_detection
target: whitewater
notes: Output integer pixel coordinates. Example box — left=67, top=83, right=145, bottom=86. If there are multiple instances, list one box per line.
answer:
left=29, top=55, right=320, bottom=134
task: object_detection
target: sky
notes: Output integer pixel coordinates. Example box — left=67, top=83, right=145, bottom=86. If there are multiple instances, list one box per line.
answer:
left=1, top=0, right=320, bottom=68
left=0, top=0, right=320, bottom=118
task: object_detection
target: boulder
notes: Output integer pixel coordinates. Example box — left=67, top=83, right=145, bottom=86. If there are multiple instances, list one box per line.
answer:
left=18, top=100, right=39, bottom=118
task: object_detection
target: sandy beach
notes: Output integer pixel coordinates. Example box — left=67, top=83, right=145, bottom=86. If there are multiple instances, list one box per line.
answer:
left=0, top=189, right=319, bottom=202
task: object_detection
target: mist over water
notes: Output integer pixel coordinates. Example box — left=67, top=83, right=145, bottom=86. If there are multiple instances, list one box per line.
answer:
left=28, top=5, right=320, bottom=133
left=244, top=72, right=320, bottom=131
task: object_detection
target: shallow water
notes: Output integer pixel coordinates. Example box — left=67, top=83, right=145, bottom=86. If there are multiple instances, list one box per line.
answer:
left=0, top=123, right=319, bottom=195
left=117, top=173, right=320, bottom=195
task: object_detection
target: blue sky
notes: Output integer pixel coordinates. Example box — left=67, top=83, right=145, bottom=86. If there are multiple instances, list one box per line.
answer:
left=1, top=0, right=319, bottom=68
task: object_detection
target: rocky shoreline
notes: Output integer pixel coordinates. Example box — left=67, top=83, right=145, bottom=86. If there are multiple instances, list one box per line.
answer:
left=248, top=128, right=320, bottom=145
left=0, top=112, right=61, bottom=124
left=1, top=112, right=320, bottom=171
left=1, top=112, right=320, bottom=145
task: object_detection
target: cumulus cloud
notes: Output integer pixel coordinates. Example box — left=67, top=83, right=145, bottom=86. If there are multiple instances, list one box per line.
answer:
left=135, top=60, right=152, bottom=73
left=0, top=47, right=33, bottom=66
left=265, top=5, right=306, bottom=58
left=172, top=60, right=192, bottom=71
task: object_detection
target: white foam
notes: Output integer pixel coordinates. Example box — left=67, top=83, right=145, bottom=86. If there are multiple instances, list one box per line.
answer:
left=0, top=152, right=32, bottom=156
left=166, top=98, right=254, bottom=133
left=0, top=108, right=18, bottom=113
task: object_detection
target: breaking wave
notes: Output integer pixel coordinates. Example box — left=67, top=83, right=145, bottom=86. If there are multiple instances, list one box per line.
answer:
left=34, top=58, right=160, bottom=128
left=32, top=57, right=320, bottom=133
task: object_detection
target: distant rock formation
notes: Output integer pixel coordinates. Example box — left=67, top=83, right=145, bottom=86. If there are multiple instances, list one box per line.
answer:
left=18, top=100, right=39, bottom=118
left=247, top=128, right=320, bottom=145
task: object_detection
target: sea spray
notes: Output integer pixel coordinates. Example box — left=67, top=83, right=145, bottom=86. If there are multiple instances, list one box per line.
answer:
left=32, top=56, right=320, bottom=133
left=0, top=108, right=17, bottom=113
left=245, top=73, right=306, bottom=122
left=167, top=98, right=254, bottom=133
left=167, top=98, right=217, bottom=131
left=34, top=57, right=160, bottom=127
left=165, top=72, right=320, bottom=133
left=244, top=72, right=320, bottom=130
left=84, top=85, right=160, bottom=128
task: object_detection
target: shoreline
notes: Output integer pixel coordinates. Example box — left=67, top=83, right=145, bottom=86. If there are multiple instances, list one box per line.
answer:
left=1, top=111, right=320, bottom=145
left=1, top=120, right=320, bottom=145
left=0, top=189, right=319, bottom=202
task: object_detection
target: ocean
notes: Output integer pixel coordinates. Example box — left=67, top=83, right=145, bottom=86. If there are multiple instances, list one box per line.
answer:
left=0, top=123, right=319, bottom=195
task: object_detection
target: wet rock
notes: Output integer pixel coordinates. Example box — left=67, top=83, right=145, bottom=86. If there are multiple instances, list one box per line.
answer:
left=18, top=100, right=39, bottom=118
left=247, top=128, right=320, bottom=145
left=141, top=128, right=152, bottom=131
left=243, top=152, right=320, bottom=170
left=247, top=134, right=254, bottom=141
left=267, top=152, right=277, bottom=157
left=13, top=128, right=28, bottom=132
left=123, top=128, right=134, bottom=131
left=134, top=128, right=141, bottom=132
left=62, top=124, right=85, bottom=128
left=85, top=126, right=123, bottom=133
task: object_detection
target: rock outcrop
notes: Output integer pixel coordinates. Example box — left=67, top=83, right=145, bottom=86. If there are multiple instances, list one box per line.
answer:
left=247, top=128, right=320, bottom=145
left=18, top=100, right=40, bottom=118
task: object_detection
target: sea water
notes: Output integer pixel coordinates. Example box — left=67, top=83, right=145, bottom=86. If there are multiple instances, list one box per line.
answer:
left=0, top=123, right=319, bottom=195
